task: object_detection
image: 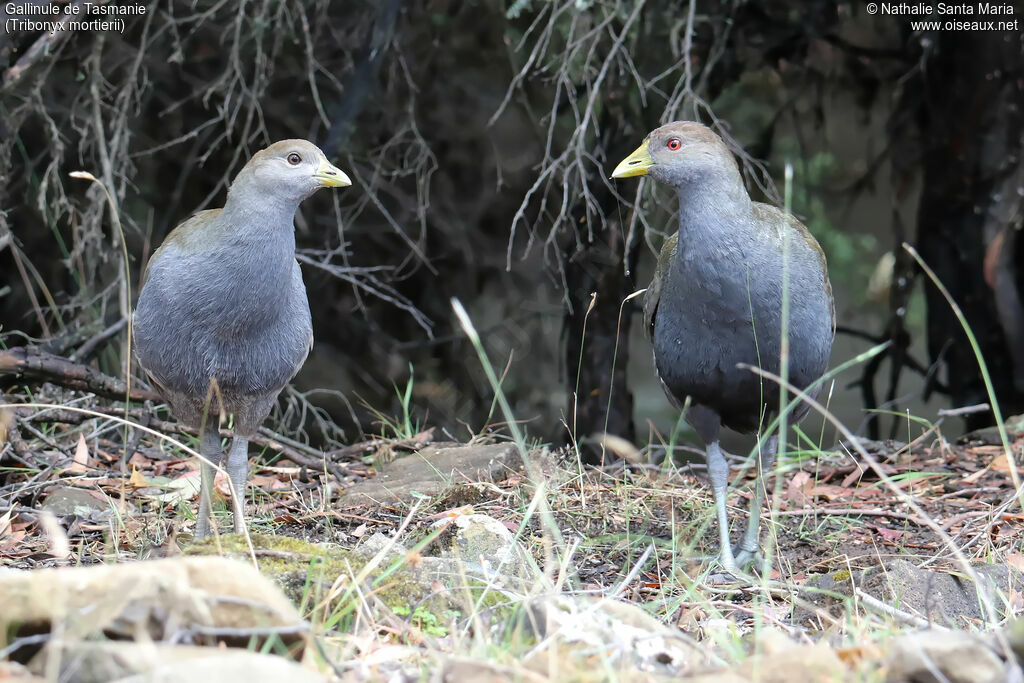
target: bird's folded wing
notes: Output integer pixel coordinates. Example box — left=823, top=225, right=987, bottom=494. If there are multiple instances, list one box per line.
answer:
left=642, top=231, right=678, bottom=340
left=139, top=209, right=223, bottom=287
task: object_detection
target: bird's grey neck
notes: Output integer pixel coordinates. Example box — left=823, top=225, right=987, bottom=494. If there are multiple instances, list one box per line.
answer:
left=665, top=171, right=763, bottom=291
left=210, top=192, right=301, bottom=296
left=220, top=189, right=302, bottom=243
left=673, top=174, right=754, bottom=247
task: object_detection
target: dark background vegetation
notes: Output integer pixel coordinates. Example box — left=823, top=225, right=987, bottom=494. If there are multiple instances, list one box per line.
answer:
left=1, top=1, right=1022, bottom=455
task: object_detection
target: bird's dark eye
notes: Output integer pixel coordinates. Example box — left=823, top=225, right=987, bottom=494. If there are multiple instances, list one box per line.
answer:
left=667, top=139, right=682, bottom=151
left=287, top=153, right=302, bottom=165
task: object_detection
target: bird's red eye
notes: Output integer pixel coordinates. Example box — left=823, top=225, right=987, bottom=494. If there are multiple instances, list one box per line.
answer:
left=667, top=138, right=682, bottom=151
left=287, top=153, right=302, bottom=165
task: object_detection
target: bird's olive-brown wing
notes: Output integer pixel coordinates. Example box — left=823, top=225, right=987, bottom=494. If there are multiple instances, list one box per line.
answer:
left=133, top=209, right=223, bottom=391
left=138, top=209, right=222, bottom=288
left=642, top=232, right=678, bottom=340
left=752, top=203, right=836, bottom=343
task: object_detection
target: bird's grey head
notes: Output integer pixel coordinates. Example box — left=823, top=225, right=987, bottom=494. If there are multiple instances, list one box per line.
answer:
left=230, top=139, right=352, bottom=206
left=611, top=122, right=740, bottom=189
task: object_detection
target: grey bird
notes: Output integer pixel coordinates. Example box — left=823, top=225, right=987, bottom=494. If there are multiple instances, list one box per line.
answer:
left=133, top=139, right=351, bottom=538
left=612, top=122, right=834, bottom=574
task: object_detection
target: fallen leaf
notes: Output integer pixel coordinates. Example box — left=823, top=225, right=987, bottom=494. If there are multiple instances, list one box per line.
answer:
left=836, top=643, right=883, bottom=665
left=595, top=432, right=644, bottom=463
left=0, top=529, right=26, bottom=553
left=873, top=526, right=905, bottom=543
left=961, top=467, right=990, bottom=484
left=1005, top=553, right=1024, bottom=572
left=214, top=471, right=234, bottom=497
left=0, top=508, right=12, bottom=537
left=807, top=483, right=851, bottom=502
left=424, top=505, right=474, bottom=522
left=785, top=471, right=813, bottom=507
left=250, top=474, right=290, bottom=492
left=989, top=453, right=1017, bottom=475
left=71, top=434, right=91, bottom=473
left=139, top=473, right=202, bottom=504
left=129, top=464, right=149, bottom=488
left=0, top=407, right=12, bottom=445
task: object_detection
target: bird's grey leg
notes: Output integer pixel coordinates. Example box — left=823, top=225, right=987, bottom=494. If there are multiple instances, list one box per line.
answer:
left=687, top=405, right=738, bottom=574
left=195, top=422, right=224, bottom=539
left=735, top=434, right=778, bottom=569
left=705, top=440, right=738, bottom=573
left=225, top=436, right=249, bottom=534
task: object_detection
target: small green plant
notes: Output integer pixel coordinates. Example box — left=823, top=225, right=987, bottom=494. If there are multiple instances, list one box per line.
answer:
left=364, top=363, right=421, bottom=440
left=392, top=604, right=460, bottom=637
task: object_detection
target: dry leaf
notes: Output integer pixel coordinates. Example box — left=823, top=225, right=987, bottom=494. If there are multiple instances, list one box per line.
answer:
left=1003, top=548, right=1024, bottom=573
left=835, top=643, right=883, bottom=665
left=129, top=464, right=149, bottom=488
left=785, top=471, right=813, bottom=507
left=214, top=471, right=232, bottom=497
left=39, top=510, right=70, bottom=562
left=250, top=474, right=290, bottom=492
left=0, top=407, right=13, bottom=445
left=140, top=474, right=202, bottom=504
left=989, top=453, right=1017, bottom=475
left=961, top=467, right=990, bottom=484
left=0, top=508, right=12, bottom=537
left=71, top=433, right=91, bottom=473
left=595, top=432, right=644, bottom=464
left=0, top=529, right=27, bottom=553
left=873, top=526, right=905, bottom=543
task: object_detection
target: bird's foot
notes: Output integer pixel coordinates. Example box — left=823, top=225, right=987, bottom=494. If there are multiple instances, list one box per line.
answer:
left=704, top=563, right=751, bottom=587
left=228, top=497, right=247, bottom=535
left=733, top=547, right=764, bottom=572
left=703, top=549, right=764, bottom=587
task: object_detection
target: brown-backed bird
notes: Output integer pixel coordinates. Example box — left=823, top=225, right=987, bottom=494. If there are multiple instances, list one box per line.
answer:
left=612, top=122, right=834, bottom=574
left=133, top=139, right=351, bottom=538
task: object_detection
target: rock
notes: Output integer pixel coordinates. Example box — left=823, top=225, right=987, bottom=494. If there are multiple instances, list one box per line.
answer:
left=30, top=642, right=327, bottom=683
left=430, top=513, right=532, bottom=582
left=684, top=630, right=848, bottom=682
left=435, top=656, right=547, bottom=683
left=342, top=443, right=521, bottom=505
left=190, top=533, right=465, bottom=625
left=682, top=674, right=749, bottom=683
left=798, top=559, right=1021, bottom=628
left=737, top=638, right=847, bottom=683
left=520, top=595, right=704, bottom=677
left=0, top=556, right=306, bottom=659
left=884, top=630, right=1007, bottom=683
left=1004, top=617, right=1024, bottom=661
left=350, top=531, right=402, bottom=562
left=41, top=486, right=117, bottom=519
left=0, top=661, right=42, bottom=682
left=119, top=650, right=328, bottom=683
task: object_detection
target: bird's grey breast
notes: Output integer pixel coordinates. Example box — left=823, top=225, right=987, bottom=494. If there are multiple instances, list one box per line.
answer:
left=650, top=222, right=832, bottom=427
left=652, top=238, right=774, bottom=403
left=134, top=236, right=312, bottom=401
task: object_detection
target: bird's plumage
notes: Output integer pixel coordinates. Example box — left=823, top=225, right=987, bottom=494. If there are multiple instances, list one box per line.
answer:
left=614, top=121, right=834, bottom=575
left=135, top=206, right=314, bottom=432
left=644, top=200, right=834, bottom=432
left=133, top=139, right=349, bottom=537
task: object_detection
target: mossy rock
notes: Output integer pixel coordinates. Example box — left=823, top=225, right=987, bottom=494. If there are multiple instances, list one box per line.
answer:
left=185, top=534, right=513, bottom=635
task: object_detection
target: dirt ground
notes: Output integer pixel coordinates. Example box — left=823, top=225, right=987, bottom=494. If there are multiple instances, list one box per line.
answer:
left=4, top=385, right=1023, bottom=620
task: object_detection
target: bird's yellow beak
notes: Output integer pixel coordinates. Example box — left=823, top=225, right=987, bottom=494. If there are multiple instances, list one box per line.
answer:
left=314, top=159, right=352, bottom=188
left=611, top=141, right=654, bottom=179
